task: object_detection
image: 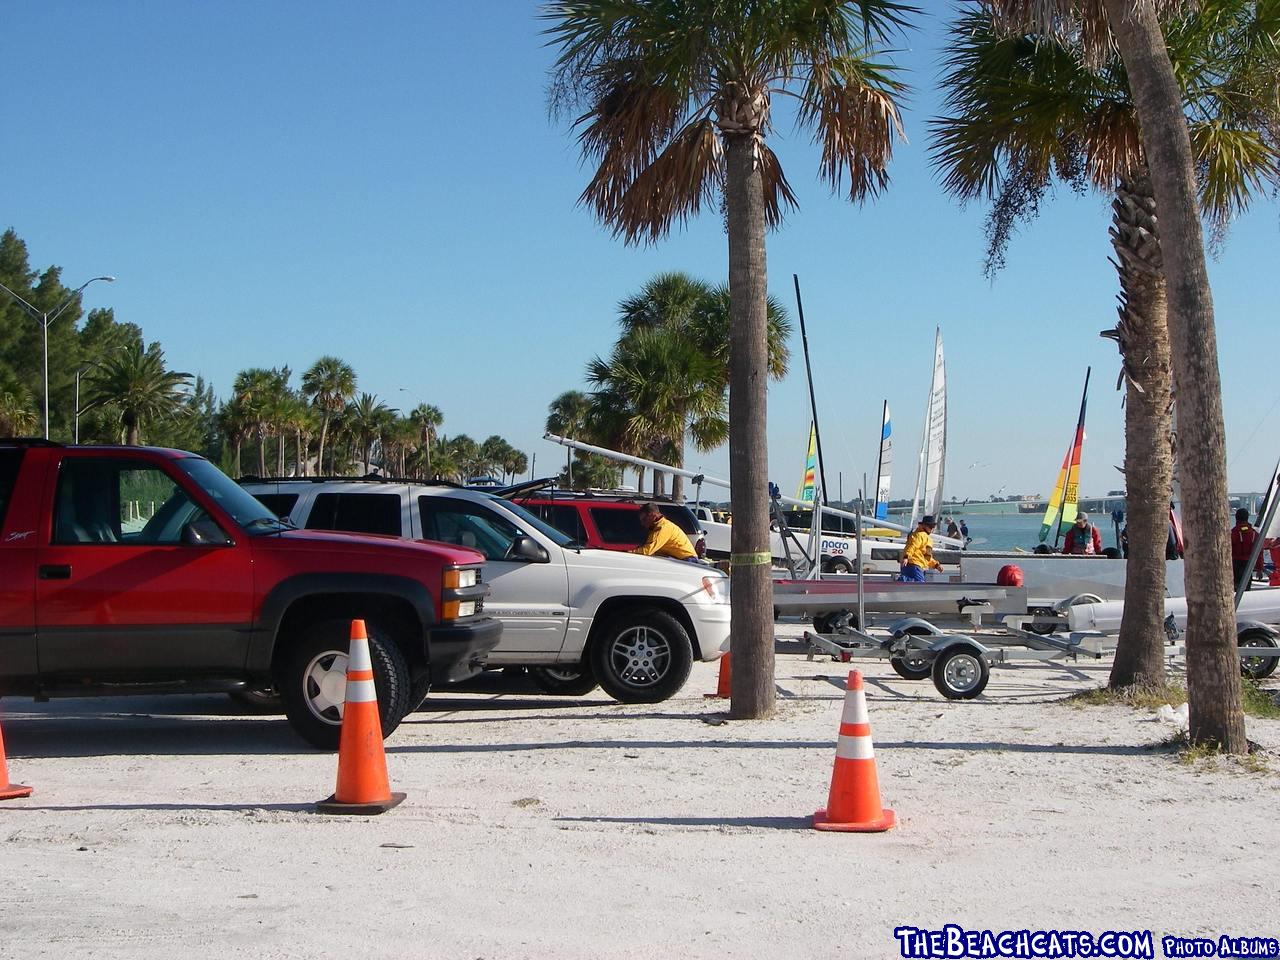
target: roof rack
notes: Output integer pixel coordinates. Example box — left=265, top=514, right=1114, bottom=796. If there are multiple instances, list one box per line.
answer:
left=0, top=437, right=64, bottom=447
left=236, top=474, right=465, bottom=488
left=511, top=488, right=680, bottom=504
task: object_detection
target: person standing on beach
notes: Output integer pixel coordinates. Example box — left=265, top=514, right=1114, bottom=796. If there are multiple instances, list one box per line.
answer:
left=1062, top=512, right=1102, bottom=555
left=899, top=516, right=944, bottom=581
left=1230, top=508, right=1263, bottom=591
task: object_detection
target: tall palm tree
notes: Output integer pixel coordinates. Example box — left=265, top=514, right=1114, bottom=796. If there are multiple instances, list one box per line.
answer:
left=545, top=1, right=907, bottom=717
left=545, top=390, right=592, bottom=485
left=83, top=342, right=191, bottom=445
left=932, top=1, right=1280, bottom=696
left=217, top=396, right=250, bottom=477
left=233, top=367, right=290, bottom=477
left=301, top=356, right=356, bottom=475
left=409, top=403, right=444, bottom=477
left=978, top=0, right=1275, bottom=751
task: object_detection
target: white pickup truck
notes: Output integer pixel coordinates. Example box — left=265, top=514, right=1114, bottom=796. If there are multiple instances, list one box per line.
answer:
left=241, top=479, right=731, bottom=703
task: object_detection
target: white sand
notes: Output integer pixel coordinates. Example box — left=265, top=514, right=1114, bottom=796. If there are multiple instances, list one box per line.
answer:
left=2, top=624, right=1277, bottom=959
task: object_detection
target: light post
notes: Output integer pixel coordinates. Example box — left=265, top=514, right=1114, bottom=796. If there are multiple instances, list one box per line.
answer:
left=0, top=275, right=115, bottom=438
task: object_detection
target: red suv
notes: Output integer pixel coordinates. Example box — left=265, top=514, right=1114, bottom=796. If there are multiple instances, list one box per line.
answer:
left=0, top=440, right=500, bottom=748
left=510, top=489, right=705, bottom=555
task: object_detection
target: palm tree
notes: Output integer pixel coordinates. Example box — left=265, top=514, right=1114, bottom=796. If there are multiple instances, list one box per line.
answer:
left=977, top=0, right=1275, bottom=752
left=409, top=403, right=444, bottom=477
left=217, top=396, right=250, bottom=477
left=346, top=393, right=393, bottom=473
left=83, top=342, right=191, bottom=445
left=503, top=448, right=529, bottom=484
left=233, top=367, right=290, bottom=477
left=545, top=0, right=908, bottom=718
left=545, top=390, right=592, bottom=485
left=0, top=377, right=38, bottom=436
left=932, top=2, right=1280, bottom=697
left=587, top=326, right=728, bottom=499
left=301, top=356, right=356, bottom=474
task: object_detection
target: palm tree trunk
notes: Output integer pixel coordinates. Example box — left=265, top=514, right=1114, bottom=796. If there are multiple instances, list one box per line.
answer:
left=125, top=412, right=140, bottom=446
left=1108, top=171, right=1171, bottom=692
left=277, top=432, right=285, bottom=476
left=671, top=438, right=685, bottom=502
left=233, top=439, right=242, bottom=478
left=1103, top=0, right=1245, bottom=751
left=724, top=127, right=774, bottom=720
left=257, top=430, right=268, bottom=477
left=295, top=430, right=304, bottom=477
left=318, top=416, right=330, bottom=476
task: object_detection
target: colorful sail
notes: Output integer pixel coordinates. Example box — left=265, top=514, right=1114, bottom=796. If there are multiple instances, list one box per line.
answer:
left=1039, top=367, right=1091, bottom=544
left=873, top=401, right=892, bottom=520
left=797, top=422, right=817, bottom=502
left=911, top=330, right=947, bottom=526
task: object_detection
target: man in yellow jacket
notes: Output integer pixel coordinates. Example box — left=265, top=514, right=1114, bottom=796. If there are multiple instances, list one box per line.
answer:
left=899, top=515, right=944, bottom=582
left=632, top=503, right=697, bottom=560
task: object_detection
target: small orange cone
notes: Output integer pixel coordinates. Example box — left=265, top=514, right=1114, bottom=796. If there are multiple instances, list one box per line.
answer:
left=316, top=620, right=405, bottom=815
left=704, top=653, right=731, bottom=699
left=1, top=714, right=32, bottom=801
left=813, top=670, right=895, bottom=832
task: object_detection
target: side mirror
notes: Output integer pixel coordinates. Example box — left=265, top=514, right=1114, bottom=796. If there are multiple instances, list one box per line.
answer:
left=507, top=534, right=548, bottom=563
left=183, top=518, right=232, bottom=546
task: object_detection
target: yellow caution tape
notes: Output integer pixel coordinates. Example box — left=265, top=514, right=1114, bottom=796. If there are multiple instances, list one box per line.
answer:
left=730, top=551, right=774, bottom=567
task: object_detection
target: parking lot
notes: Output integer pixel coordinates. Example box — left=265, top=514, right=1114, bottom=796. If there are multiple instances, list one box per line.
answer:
left=3, top=626, right=1278, bottom=959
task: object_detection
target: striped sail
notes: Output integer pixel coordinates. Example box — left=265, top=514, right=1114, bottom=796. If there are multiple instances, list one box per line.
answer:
left=1039, top=368, right=1091, bottom=544
left=873, top=401, right=892, bottom=520
left=797, top=422, right=817, bottom=502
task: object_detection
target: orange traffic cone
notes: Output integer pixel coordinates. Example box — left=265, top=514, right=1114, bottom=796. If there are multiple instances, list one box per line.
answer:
left=316, top=620, right=405, bottom=815
left=1, top=714, right=32, bottom=801
left=813, top=670, right=895, bottom=833
left=704, top=653, right=731, bottom=699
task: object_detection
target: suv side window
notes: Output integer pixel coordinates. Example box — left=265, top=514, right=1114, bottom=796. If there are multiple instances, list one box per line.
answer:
left=254, top=492, right=299, bottom=520
left=0, top=449, right=24, bottom=528
left=54, top=458, right=203, bottom=545
left=419, top=497, right=521, bottom=561
left=307, top=493, right=401, bottom=536
left=589, top=507, right=643, bottom=545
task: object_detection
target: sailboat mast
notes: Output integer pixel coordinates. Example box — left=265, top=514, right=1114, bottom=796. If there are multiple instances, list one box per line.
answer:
left=793, top=275, right=829, bottom=503
left=873, top=399, right=888, bottom=518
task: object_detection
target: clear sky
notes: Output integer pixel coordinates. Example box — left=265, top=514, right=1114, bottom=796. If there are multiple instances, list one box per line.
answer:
left=4, top=1, right=1277, bottom=501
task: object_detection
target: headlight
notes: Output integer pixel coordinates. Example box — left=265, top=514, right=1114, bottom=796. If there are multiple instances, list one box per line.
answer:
left=701, top=576, right=730, bottom=604
left=443, top=567, right=478, bottom=589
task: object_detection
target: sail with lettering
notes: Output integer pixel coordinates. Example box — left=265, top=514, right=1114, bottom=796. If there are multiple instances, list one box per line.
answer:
left=1039, top=367, right=1091, bottom=544
left=873, top=401, right=892, bottom=520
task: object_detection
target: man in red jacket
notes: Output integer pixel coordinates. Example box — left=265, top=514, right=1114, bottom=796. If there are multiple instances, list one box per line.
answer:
left=1062, top=512, right=1103, bottom=555
left=1230, top=508, right=1264, bottom=591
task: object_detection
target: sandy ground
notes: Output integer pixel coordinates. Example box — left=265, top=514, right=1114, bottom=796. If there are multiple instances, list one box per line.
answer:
left=2, top=624, right=1278, bottom=960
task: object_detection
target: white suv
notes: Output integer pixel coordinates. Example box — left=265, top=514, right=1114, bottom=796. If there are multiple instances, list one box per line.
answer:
left=240, top=478, right=731, bottom=703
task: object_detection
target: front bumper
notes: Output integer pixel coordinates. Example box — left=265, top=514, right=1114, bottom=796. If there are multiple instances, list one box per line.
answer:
left=688, top=603, right=732, bottom=660
left=428, top=617, right=502, bottom=683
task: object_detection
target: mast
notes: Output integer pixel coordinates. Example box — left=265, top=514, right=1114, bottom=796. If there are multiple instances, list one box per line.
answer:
left=793, top=275, right=828, bottom=504
left=872, top=400, right=889, bottom=520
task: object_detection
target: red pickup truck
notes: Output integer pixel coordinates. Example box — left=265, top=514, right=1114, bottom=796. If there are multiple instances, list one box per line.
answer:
left=0, top=440, right=500, bottom=748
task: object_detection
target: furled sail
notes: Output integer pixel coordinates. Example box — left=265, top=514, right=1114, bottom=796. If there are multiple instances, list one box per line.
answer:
left=797, top=422, right=817, bottom=502
left=873, top=401, right=892, bottom=520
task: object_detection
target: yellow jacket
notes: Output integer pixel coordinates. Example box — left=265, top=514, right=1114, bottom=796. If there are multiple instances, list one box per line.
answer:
left=901, top=529, right=942, bottom=570
left=632, top=515, right=696, bottom=560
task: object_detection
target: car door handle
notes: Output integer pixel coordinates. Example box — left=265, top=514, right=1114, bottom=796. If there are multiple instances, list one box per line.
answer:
left=38, top=564, right=72, bottom=580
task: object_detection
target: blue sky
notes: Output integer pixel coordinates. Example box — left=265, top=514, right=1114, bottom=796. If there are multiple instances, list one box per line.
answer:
left=4, top=1, right=1277, bottom=501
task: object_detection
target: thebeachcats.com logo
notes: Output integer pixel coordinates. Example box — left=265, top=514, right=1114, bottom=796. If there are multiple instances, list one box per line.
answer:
left=893, top=925, right=1156, bottom=959
left=893, top=926, right=1280, bottom=959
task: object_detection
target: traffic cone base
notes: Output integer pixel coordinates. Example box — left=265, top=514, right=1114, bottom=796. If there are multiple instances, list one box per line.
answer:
left=315, top=619, right=402, bottom=815
left=813, top=806, right=895, bottom=833
left=812, top=669, right=896, bottom=833
left=0, top=722, right=32, bottom=801
left=704, top=653, right=731, bottom=699
left=316, top=791, right=405, bottom=815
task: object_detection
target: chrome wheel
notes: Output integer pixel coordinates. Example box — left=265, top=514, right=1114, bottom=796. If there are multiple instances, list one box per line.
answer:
left=303, top=650, right=349, bottom=724
left=943, top=653, right=982, bottom=693
left=609, top=625, right=672, bottom=689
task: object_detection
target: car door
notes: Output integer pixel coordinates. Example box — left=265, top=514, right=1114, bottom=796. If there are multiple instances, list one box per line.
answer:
left=418, top=495, right=569, bottom=655
left=35, top=453, right=254, bottom=676
left=0, top=447, right=38, bottom=677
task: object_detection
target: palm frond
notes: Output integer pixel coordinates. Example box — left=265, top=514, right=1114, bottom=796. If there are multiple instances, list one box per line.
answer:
left=602, top=118, right=722, bottom=243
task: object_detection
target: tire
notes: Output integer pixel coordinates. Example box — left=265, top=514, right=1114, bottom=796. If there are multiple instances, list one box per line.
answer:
left=1238, top=629, right=1279, bottom=680
left=227, top=687, right=283, bottom=714
left=277, top=618, right=413, bottom=750
left=812, top=613, right=833, bottom=634
left=827, top=557, right=853, bottom=575
left=931, top=645, right=989, bottom=700
left=890, top=655, right=932, bottom=681
left=529, top=665, right=600, bottom=696
left=589, top=607, right=694, bottom=704
left=408, top=669, right=432, bottom=711
left=1025, top=607, right=1059, bottom=636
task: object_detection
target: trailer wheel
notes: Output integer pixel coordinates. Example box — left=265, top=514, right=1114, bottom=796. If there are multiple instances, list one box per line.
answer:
left=1238, top=629, right=1279, bottom=680
left=932, top=645, right=989, bottom=700
left=1025, top=607, right=1058, bottom=636
left=890, top=655, right=932, bottom=681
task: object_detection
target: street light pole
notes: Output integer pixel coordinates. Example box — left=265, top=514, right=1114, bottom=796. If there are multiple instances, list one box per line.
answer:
left=0, top=275, right=115, bottom=438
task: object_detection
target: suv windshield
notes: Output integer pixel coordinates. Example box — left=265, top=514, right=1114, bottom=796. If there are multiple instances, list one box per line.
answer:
left=177, top=458, right=291, bottom=533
